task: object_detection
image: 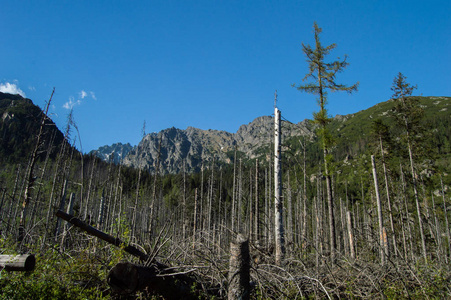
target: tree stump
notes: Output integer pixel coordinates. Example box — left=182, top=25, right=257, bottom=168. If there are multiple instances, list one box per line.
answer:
left=228, top=234, right=250, bottom=300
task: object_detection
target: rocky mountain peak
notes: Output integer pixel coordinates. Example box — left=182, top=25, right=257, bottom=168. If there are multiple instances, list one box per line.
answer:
left=117, top=114, right=315, bottom=174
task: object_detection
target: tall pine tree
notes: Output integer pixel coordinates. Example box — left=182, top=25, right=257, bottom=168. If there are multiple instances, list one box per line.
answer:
left=293, top=22, right=358, bottom=262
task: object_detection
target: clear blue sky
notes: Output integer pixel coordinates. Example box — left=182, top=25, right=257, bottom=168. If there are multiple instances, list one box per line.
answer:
left=1, top=0, right=450, bottom=153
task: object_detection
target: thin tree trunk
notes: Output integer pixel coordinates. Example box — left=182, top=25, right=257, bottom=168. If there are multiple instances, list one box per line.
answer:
left=231, top=148, right=237, bottom=232
left=286, top=171, right=293, bottom=253
left=347, top=210, right=355, bottom=259
left=441, top=175, right=450, bottom=261
left=18, top=89, right=54, bottom=242
left=274, top=105, right=285, bottom=265
left=406, top=133, right=427, bottom=261
left=254, top=159, right=259, bottom=242
left=431, top=193, right=443, bottom=262
left=380, top=136, right=397, bottom=258
left=371, top=155, right=387, bottom=264
left=400, top=164, right=415, bottom=262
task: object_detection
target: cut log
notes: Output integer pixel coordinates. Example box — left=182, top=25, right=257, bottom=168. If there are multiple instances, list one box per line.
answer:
left=0, top=254, right=35, bottom=271
left=107, top=262, right=197, bottom=298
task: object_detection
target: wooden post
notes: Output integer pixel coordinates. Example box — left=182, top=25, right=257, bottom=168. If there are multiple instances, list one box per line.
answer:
left=228, top=234, right=250, bottom=300
left=0, top=254, right=35, bottom=271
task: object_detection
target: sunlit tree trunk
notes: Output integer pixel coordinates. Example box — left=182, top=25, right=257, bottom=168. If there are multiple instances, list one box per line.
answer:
left=274, top=105, right=285, bottom=265
left=371, top=155, right=387, bottom=264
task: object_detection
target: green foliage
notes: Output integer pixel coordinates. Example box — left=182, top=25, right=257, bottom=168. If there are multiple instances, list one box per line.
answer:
left=0, top=248, right=109, bottom=300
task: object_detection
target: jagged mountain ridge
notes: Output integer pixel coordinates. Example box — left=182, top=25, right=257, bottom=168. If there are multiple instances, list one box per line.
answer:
left=121, top=116, right=315, bottom=174
left=89, top=142, right=133, bottom=164
left=97, top=96, right=450, bottom=175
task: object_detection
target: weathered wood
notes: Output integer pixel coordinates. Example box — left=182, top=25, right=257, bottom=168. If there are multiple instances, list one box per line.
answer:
left=56, top=210, right=214, bottom=297
left=274, top=102, right=285, bottom=265
left=228, top=234, right=250, bottom=300
left=107, top=262, right=197, bottom=298
left=55, top=210, right=150, bottom=261
left=0, top=254, right=35, bottom=271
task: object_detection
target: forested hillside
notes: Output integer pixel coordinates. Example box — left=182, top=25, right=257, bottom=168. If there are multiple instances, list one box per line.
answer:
left=0, top=91, right=450, bottom=299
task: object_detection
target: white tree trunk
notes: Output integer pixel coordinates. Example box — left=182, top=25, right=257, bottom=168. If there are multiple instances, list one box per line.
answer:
left=274, top=106, right=285, bottom=265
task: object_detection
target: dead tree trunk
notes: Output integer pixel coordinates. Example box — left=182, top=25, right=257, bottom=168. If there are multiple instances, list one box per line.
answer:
left=228, top=234, right=250, bottom=300
left=347, top=210, right=355, bottom=259
left=56, top=210, right=150, bottom=261
left=254, top=159, right=259, bottom=242
left=371, top=155, right=387, bottom=264
left=274, top=104, right=285, bottom=265
left=18, top=89, right=54, bottom=243
left=441, top=176, right=450, bottom=261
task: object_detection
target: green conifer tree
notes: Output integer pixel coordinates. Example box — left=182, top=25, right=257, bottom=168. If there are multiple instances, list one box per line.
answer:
left=293, top=22, right=358, bottom=262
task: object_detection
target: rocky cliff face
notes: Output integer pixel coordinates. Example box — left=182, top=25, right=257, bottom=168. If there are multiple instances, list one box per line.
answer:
left=89, top=142, right=133, bottom=164
left=119, top=115, right=315, bottom=174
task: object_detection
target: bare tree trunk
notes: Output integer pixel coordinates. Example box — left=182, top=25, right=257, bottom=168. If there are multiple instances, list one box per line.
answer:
left=238, top=158, right=243, bottom=232
left=379, top=136, right=397, bottom=258
left=406, top=136, right=427, bottom=261
left=182, top=160, right=187, bottom=241
left=200, top=162, right=204, bottom=233
left=60, top=192, right=75, bottom=250
left=148, top=137, right=161, bottom=238
left=249, top=166, right=253, bottom=240
left=83, top=158, right=96, bottom=220
left=131, top=168, right=141, bottom=241
left=301, top=137, right=308, bottom=250
left=340, top=197, right=348, bottom=257
left=371, top=155, right=387, bottom=264
left=192, top=188, right=198, bottom=250
left=314, top=195, right=320, bottom=273
left=274, top=105, right=285, bottom=265
left=400, top=164, right=415, bottom=262
left=431, top=192, right=444, bottom=262
left=231, top=148, right=237, bottom=232
left=324, top=150, right=336, bottom=263
left=97, top=189, right=106, bottom=231
left=286, top=171, right=293, bottom=253
left=264, top=168, right=269, bottom=247
left=208, top=158, right=215, bottom=234
left=347, top=210, right=355, bottom=259
left=441, top=176, right=450, bottom=262
left=18, top=89, right=54, bottom=243
left=6, top=165, right=21, bottom=234
left=254, top=159, right=259, bottom=242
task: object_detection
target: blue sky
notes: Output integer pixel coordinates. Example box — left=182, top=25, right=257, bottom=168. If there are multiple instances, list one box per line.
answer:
left=1, top=0, right=450, bottom=153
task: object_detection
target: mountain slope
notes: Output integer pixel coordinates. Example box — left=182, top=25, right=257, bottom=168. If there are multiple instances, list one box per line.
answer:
left=0, top=92, right=65, bottom=163
left=113, top=96, right=450, bottom=174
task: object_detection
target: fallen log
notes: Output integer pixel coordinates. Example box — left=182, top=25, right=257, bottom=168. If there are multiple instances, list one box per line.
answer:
left=55, top=210, right=150, bottom=261
left=107, top=262, right=198, bottom=298
left=56, top=210, right=209, bottom=297
left=0, top=254, right=35, bottom=271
